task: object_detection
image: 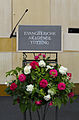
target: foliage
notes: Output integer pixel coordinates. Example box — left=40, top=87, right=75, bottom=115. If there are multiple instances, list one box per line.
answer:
left=5, top=54, right=76, bottom=113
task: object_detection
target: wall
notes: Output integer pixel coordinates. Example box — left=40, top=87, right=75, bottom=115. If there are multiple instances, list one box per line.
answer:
left=0, top=0, right=11, bottom=37
left=0, top=0, right=79, bottom=84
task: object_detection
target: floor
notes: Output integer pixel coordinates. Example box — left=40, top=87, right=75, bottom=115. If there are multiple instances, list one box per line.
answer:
left=0, top=96, right=79, bottom=120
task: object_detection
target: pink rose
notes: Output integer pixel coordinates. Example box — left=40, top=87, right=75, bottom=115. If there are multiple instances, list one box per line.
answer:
left=49, top=69, right=58, bottom=77
left=34, top=56, right=39, bottom=60
left=58, top=82, right=66, bottom=90
left=42, top=54, right=46, bottom=58
left=39, top=79, right=48, bottom=88
left=68, top=92, right=74, bottom=98
left=10, top=83, right=17, bottom=91
left=30, top=61, right=39, bottom=69
left=35, top=100, right=42, bottom=105
left=49, top=101, right=53, bottom=106
left=18, top=74, right=26, bottom=82
left=67, top=73, right=72, bottom=80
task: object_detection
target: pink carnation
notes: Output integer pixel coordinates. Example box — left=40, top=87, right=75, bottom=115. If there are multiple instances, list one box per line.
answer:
left=68, top=92, right=74, bottom=98
left=34, top=56, right=39, bottom=60
left=18, top=74, right=26, bottom=82
left=49, top=101, right=53, bottom=106
left=49, top=69, right=58, bottom=77
left=30, top=61, right=39, bottom=69
left=42, top=54, right=46, bottom=58
left=10, top=83, right=17, bottom=91
left=58, top=82, right=66, bottom=90
left=38, top=53, right=41, bottom=56
left=35, top=100, right=42, bottom=105
left=67, top=73, right=72, bottom=80
left=39, top=79, right=48, bottom=88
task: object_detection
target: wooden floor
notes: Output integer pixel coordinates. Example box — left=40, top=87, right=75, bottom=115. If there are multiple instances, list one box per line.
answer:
left=0, top=84, right=79, bottom=96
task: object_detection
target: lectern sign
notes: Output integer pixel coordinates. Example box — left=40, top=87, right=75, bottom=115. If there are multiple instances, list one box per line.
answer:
left=17, top=25, right=62, bottom=52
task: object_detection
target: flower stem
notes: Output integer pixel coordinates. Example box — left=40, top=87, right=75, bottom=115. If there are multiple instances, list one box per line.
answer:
left=42, top=103, right=47, bottom=120
left=55, top=106, right=58, bottom=120
left=23, top=111, right=26, bottom=120
left=37, top=109, right=40, bottom=120
left=29, top=109, right=32, bottom=120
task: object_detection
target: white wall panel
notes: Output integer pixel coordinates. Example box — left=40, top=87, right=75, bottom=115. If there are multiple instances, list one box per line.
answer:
left=0, top=0, right=12, bottom=37
left=0, top=53, right=12, bottom=84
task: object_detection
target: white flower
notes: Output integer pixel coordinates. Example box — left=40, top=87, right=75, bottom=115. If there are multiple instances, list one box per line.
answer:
left=24, top=65, right=31, bottom=75
left=26, top=84, right=34, bottom=93
left=46, top=65, right=54, bottom=71
left=59, top=66, right=68, bottom=75
left=44, top=94, right=51, bottom=101
left=48, top=89, right=55, bottom=95
left=39, top=60, right=46, bottom=67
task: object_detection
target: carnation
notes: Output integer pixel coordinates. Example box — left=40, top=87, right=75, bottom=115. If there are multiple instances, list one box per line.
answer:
left=49, top=101, right=53, bottom=106
left=44, top=94, right=51, bottom=101
left=58, top=82, right=66, bottom=90
left=30, top=61, right=39, bottom=69
left=48, top=89, right=55, bottom=95
left=35, top=100, right=42, bottom=105
left=18, top=74, right=26, bottom=82
left=39, top=60, right=46, bottom=67
left=10, top=83, right=17, bottom=91
left=59, top=66, right=68, bottom=75
left=34, top=56, right=39, bottom=60
left=46, top=65, right=54, bottom=71
left=39, top=79, right=48, bottom=88
left=67, top=73, right=72, bottom=80
left=24, top=65, right=31, bottom=75
left=68, top=92, right=74, bottom=98
left=42, top=54, right=46, bottom=58
left=26, top=84, right=34, bottom=93
left=49, top=69, right=58, bottom=77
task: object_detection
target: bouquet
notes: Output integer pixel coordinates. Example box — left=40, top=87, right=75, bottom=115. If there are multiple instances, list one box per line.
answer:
left=5, top=53, right=76, bottom=113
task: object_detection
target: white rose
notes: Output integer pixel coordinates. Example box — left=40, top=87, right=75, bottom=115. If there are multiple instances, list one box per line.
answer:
left=39, top=60, right=46, bottom=67
left=44, top=94, right=51, bottom=101
left=48, top=89, right=55, bottom=95
left=59, top=66, right=68, bottom=75
left=46, top=65, right=54, bottom=71
left=24, top=65, right=31, bottom=75
left=26, top=84, right=34, bottom=93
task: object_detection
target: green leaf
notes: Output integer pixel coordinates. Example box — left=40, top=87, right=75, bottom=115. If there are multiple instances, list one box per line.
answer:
left=46, top=57, right=50, bottom=61
left=70, top=98, right=73, bottom=103
left=19, top=103, right=27, bottom=113
left=73, top=95, right=77, bottom=100
left=54, top=97, right=62, bottom=109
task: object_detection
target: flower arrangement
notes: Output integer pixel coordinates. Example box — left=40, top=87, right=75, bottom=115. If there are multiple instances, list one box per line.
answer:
left=5, top=53, right=76, bottom=113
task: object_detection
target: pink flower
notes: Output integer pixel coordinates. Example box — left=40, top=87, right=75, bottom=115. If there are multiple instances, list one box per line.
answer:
left=18, top=74, right=26, bottom=82
left=30, top=61, right=39, bottom=69
left=42, top=54, right=46, bottom=58
left=35, top=100, right=42, bottom=105
left=58, top=82, right=66, bottom=90
left=68, top=92, right=74, bottom=98
left=34, top=56, right=39, bottom=60
left=39, top=79, right=48, bottom=88
left=10, top=83, right=17, bottom=91
left=49, top=101, right=53, bottom=106
left=38, top=53, right=41, bottom=56
left=67, top=73, right=72, bottom=80
left=49, top=69, right=58, bottom=77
